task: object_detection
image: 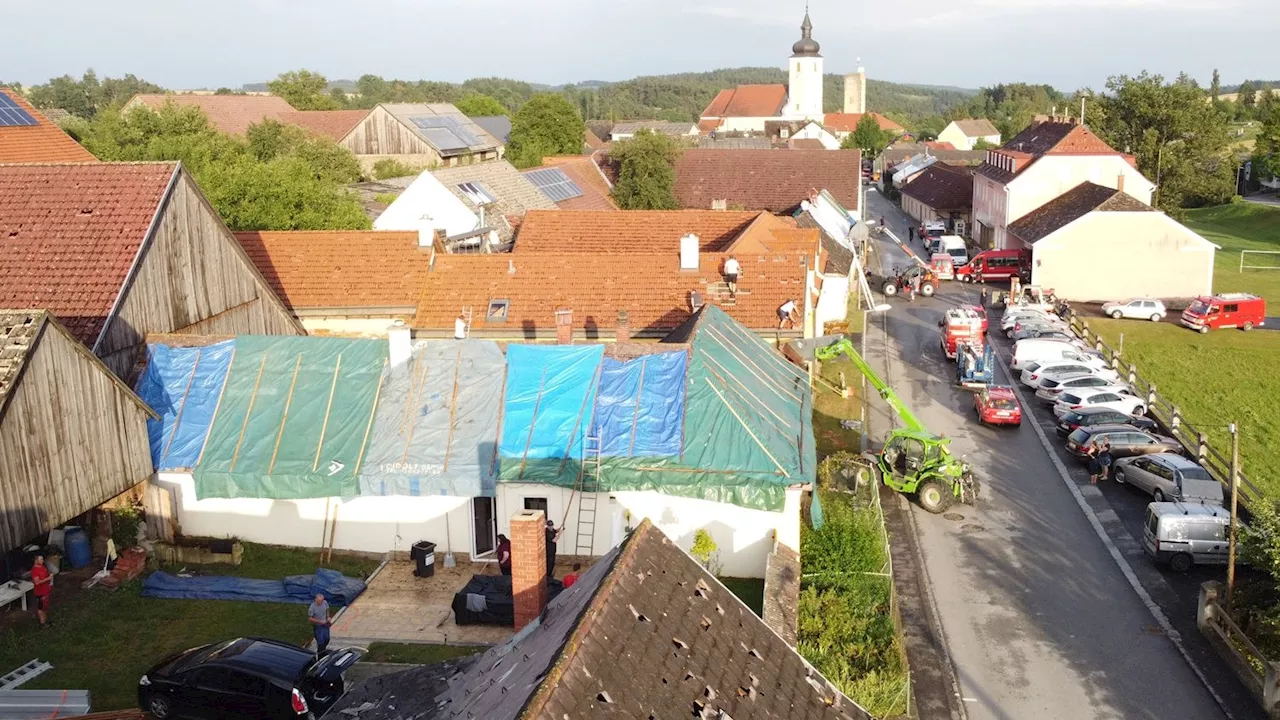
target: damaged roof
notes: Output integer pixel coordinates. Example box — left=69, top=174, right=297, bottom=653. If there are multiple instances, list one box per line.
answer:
left=324, top=520, right=868, bottom=720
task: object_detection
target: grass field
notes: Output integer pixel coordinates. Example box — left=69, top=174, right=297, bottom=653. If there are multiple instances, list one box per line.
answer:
left=362, top=642, right=483, bottom=665
left=1185, top=202, right=1280, bottom=301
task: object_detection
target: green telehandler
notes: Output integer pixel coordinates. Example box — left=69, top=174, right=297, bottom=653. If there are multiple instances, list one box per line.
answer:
left=815, top=338, right=979, bottom=513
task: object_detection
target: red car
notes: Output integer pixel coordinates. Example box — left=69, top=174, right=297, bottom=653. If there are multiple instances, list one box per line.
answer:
left=974, top=386, right=1022, bottom=426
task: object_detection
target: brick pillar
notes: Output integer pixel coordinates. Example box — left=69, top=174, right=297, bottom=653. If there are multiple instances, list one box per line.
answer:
left=511, top=510, right=548, bottom=630
left=555, top=308, right=573, bottom=345
left=616, top=310, right=631, bottom=343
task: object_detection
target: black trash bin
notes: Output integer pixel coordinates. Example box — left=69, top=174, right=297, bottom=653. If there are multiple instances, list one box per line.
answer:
left=411, top=541, right=437, bottom=578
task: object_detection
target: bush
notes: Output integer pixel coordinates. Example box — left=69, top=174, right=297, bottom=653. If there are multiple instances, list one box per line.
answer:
left=372, top=158, right=421, bottom=180
left=110, top=505, right=144, bottom=551
left=689, top=529, right=722, bottom=576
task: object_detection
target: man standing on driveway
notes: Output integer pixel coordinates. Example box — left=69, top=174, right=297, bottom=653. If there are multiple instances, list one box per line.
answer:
left=30, top=554, right=51, bottom=628
left=308, top=593, right=331, bottom=655
left=1097, top=442, right=1114, bottom=483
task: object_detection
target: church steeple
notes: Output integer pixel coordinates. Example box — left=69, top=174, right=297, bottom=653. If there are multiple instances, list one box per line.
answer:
left=792, top=8, right=821, bottom=56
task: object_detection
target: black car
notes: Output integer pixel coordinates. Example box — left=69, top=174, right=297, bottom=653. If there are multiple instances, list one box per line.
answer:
left=1056, top=406, right=1158, bottom=436
left=139, top=637, right=362, bottom=720
left=1065, top=424, right=1182, bottom=460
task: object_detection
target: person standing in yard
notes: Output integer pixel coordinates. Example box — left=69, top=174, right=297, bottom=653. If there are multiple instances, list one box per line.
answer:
left=29, top=554, right=51, bottom=627
left=308, top=593, right=331, bottom=655
left=496, top=534, right=512, bottom=576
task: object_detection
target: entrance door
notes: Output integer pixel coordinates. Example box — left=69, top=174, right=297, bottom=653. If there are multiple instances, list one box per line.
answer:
left=472, top=498, right=496, bottom=557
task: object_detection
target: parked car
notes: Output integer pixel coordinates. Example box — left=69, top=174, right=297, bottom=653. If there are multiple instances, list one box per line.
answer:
left=1113, top=454, right=1222, bottom=505
left=1020, top=360, right=1117, bottom=389
left=1006, top=316, right=1069, bottom=338
left=1054, top=406, right=1158, bottom=435
left=1064, top=424, right=1181, bottom=460
left=1143, top=502, right=1231, bottom=572
left=1180, top=293, right=1267, bottom=333
left=138, top=637, right=362, bottom=720
left=1000, top=308, right=1057, bottom=331
left=1010, top=327, right=1075, bottom=343
left=955, top=248, right=1029, bottom=284
left=1010, top=338, right=1094, bottom=371
left=1036, top=374, right=1129, bottom=403
left=1102, top=298, right=1167, bottom=322
left=1052, top=386, right=1147, bottom=418
left=974, top=385, right=1022, bottom=426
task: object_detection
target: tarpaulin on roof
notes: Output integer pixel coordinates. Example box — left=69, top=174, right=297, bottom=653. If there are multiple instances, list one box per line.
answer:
left=135, top=341, right=235, bottom=470
left=359, top=341, right=505, bottom=498
left=193, top=336, right=387, bottom=500
left=590, top=352, right=686, bottom=457
left=141, top=568, right=365, bottom=606
left=498, top=345, right=604, bottom=483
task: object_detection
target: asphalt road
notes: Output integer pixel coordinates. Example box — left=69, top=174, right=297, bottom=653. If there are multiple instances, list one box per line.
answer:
left=861, top=189, right=1259, bottom=720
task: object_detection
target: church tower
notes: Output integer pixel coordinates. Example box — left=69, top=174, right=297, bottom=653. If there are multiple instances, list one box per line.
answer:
left=844, top=62, right=866, bottom=114
left=787, top=10, right=823, bottom=120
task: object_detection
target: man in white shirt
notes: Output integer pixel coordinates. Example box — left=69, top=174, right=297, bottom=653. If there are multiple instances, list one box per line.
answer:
left=723, top=255, right=741, bottom=297
left=454, top=313, right=467, bottom=340
left=778, top=299, right=798, bottom=329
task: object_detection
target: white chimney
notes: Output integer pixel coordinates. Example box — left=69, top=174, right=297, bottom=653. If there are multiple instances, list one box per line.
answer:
left=679, top=233, right=700, bottom=271
left=388, top=320, right=412, bottom=367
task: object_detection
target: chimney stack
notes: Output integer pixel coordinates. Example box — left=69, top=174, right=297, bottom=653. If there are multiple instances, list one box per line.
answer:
left=555, top=308, right=573, bottom=345
left=387, top=320, right=412, bottom=368
left=1116, top=174, right=1125, bottom=194
left=679, top=233, right=700, bottom=271
left=510, top=510, right=549, bottom=631
left=616, top=310, right=631, bottom=343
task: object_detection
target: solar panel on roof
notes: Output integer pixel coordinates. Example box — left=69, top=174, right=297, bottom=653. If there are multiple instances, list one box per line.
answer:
left=0, top=94, right=39, bottom=127
left=524, top=168, right=584, bottom=202
left=409, top=115, right=481, bottom=149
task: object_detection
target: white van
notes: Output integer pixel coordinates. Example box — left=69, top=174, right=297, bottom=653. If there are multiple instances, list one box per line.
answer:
left=937, top=236, right=969, bottom=266
left=1010, top=337, right=1094, bottom=371
left=1142, top=502, right=1232, bottom=572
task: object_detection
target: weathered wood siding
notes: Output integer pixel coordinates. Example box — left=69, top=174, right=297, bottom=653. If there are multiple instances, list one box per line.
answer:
left=0, top=323, right=153, bottom=549
left=98, top=170, right=302, bottom=377
left=343, top=106, right=441, bottom=161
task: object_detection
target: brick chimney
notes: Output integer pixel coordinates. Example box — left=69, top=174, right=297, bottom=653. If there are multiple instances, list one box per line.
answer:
left=555, top=308, right=573, bottom=344
left=1116, top=174, right=1125, bottom=194
left=616, top=310, right=631, bottom=343
left=511, top=509, right=548, bottom=631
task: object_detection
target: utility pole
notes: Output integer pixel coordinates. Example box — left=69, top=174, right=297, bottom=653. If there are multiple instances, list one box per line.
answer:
left=1227, top=421, right=1240, bottom=612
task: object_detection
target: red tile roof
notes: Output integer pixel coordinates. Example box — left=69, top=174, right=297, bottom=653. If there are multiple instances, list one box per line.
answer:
left=413, top=250, right=808, bottom=335
left=925, top=141, right=956, bottom=151
left=0, top=88, right=98, bottom=163
left=235, top=230, right=430, bottom=311
left=515, top=210, right=766, bottom=253
left=126, top=94, right=296, bottom=135
left=697, top=118, right=724, bottom=134
left=584, top=128, right=609, bottom=151
left=0, top=163, right=176, bottom=345
left=674, top=149, right=861, bottom=212
left=279, top=109, right=369, bottom=142
left=700, top=85, right=788, bottom=118
left=977, top=121, right=1123, bottom=184
left=530, top=155, right=618, bottom=211
left=899, top=163, right=974, bottom=212
left=824, top=112, right=904, bottom=133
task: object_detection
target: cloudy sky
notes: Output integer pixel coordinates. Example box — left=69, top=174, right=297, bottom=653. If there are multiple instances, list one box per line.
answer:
left=3, top=0, right=1276, bottom=92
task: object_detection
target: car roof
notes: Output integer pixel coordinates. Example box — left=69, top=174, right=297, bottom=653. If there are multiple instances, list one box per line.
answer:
left=208, top=638, right=314, bottom=683
left=1078, top=423, right=1145, bottom=435
left=1071, top=386, right=1128, bottom=398
left=1149, top=502, right=1229, bottom=520
left=986, top=386, right=1017, bottom=399
left=1072, top=406, right=1125, bottom=417
left=1145, top=453, right=1200, bottom=469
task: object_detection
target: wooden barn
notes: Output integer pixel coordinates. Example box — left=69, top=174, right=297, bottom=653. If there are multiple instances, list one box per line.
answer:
left=0, top=162, right=303, bottom=379
left=0, top=310, right=155, bottom=550
left=339, top=103, right=503, bottom=171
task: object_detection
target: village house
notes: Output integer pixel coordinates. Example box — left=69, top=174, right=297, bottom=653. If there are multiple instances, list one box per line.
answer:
left=873, top=143, right=985, bottom=179
left=674, top=148, right=862, bottom=214
left=937, top=118, right=1002, bottom=151
left=279, top=108, right=371, bottom=142
left=124, top=93, right=296, bottom=135
left=373, top=169, right=501, bottom=252
left=432, top=160, right=559, bottom=241
left=0, top=162, right=302, bottom=379
left=0, top=87, right=98, bottom=162
left=971, top=118, right=1154, bottom=250
left=822, top=111, right=905, bottom=141
left=608, top=120, right=699, bottom=141
left=339, top=103, right=503, bottom=172
left=899, top=162, right=975, bottom=236
left=764, top=119, right=843, bottom=149
left=521, top=154, right=618, bottom=211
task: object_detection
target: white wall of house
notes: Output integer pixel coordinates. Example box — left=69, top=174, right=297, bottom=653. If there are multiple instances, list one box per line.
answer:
left=792, top=122, right=841, bottom=149
left=296, top=315, right=413, bottom=337
left=715, top=117, right=777, bottom=133
left=374, top=170, right=488, bottom=247
left=814, top=274, right=851, bottom=330
left=1029, top=212, right=1216, bottom=301
left=937, top=123, right=1000, bottom=151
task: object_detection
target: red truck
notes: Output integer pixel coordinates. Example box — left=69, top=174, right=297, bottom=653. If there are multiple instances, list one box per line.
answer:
left=940, top=307, right=986, bottom=360
left=954, top=249, right=1030, bottom=284
left=1180, top=293, right=1266, bottom=333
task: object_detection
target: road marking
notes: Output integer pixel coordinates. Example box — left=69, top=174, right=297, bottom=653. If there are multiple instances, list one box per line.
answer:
left=992, top=349, right=1236, bottom=720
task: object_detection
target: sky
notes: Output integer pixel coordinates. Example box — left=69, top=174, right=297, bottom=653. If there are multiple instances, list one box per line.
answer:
left=3, top=0, right=1277, bottom=93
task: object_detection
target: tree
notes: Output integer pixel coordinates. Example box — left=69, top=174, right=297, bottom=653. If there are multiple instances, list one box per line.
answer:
left=454, top=93, right=509, bottom=117
left=507, top=93, right=586, bottom=168
left=268, top=70, right=340, bottom=110
left=1253, top=91, right=1280, bottom=184
left=971, top=138, right=997, bottom=150
left=842, top=115, right=892, bottom=155
left=610, top=129, right=682, bottom=210
left=1086, top=72, right=1236, bottom=214
left=25, top=69, right=164, bottom=118
left=1238, top=80, right=1258, bottom=120
left=1210, top=69, right=1221, bottom=102
left=910, top=115, right=947, bottom=142
left=246, top=120, right=361, bottom=183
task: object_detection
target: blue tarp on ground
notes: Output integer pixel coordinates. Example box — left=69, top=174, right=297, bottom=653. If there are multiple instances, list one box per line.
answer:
left=140, top=568, right=365, bottom=606
left=590, top=352, right=687, bottom=457
left=134, top=341, right=235, bottom=471
left=499, top=345, right=604, bottom=482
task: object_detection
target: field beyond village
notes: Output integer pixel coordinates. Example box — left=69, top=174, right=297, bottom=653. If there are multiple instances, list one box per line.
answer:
left=1083, top=202, right=1280, bottom=497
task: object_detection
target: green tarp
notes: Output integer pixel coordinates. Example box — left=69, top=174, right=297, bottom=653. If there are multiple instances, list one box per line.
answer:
left=193, top=336, right=387, bottom=499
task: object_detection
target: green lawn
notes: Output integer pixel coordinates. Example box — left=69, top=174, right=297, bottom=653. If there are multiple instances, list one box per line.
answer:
left=813, top=350, right=866, bottom=458
left=0, top=544, right=379, bottom=712
left=362, top=642, right=483, bottom=665
left=1185, top=202, right=1280, bottom=300
left=719, top=577, right=765, bottom=616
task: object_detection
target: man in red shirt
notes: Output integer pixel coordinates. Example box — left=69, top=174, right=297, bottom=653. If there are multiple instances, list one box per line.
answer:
left=29, top=554, right=52, bottom=627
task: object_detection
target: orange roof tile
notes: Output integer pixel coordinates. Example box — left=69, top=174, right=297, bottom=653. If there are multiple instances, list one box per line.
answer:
left=279, top=109, right=369, bottom=142
left=701, top=85, right=788, bottom=118
left=823, top=112, right=904, bottom=133
left=127, top=94, right=296, bottom=135
left=413, top=250, right=808, bottom=336
left=514, top=210, right=767, bottom=254
left=532, top=155, right=618, bottom=211
left=674, top=149, right=861, bottom=212
left=235, top=230, right=431, bottom=310
left=977, top=121, right=1124, bottom=184
left=0, top=88, right=98, bottom=163
left=584, top=128, right=609, bottom=151
left=0, top=162, right=175, bottom=345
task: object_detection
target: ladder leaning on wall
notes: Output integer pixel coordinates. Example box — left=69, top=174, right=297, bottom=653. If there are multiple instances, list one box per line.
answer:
left=574, top=435, right=602, bottom=557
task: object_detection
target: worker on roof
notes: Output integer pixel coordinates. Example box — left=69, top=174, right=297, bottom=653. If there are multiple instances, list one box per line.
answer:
left=778, top=299, right=799, bottom=329
left=723, top=255, right=741, bottom=297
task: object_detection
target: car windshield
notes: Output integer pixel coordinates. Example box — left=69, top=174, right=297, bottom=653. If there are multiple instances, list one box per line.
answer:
left=989, top=398, right=1018, bottom=410
left=1068, top=428, right=1089, bottom=443
left=1061, top=393, right=1083, bottom=405
left=1181, top=479, right=1224, bottom=502
left=1188, top=300, right=1210, bottom=314
left=1179, top=466, right=1212, bottom=482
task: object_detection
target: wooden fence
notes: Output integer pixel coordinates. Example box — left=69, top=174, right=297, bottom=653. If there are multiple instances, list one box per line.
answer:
left=1064, top=308, right=1262, bottom=511
left=1199, top=581, right=1280, bottom=716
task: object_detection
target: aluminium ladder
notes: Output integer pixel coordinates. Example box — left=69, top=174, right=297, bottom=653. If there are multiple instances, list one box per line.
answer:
left=574, top=435, right=603, bottom=557
left=0, top=660, right=51, bottom=690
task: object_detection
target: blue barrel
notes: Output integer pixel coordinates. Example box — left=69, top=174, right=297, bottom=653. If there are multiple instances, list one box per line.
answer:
left=64, top=528, right=91, bottom=569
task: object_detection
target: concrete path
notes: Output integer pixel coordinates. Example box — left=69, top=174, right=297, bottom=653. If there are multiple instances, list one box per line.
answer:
left=859, top=189, right=1247, bottom=720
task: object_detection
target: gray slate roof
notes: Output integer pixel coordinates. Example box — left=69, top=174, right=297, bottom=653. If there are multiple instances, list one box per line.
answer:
left=1007, top=182, right=1155, bottom=244
left=696, top=136, right=775, bottom=150
left=470, top=115, right=512, bottom=144
left=610, top=120, right=697, bottom=137
left=432, top=160, right=558, bottom=242
left=381, top=103, right=501, bottom=157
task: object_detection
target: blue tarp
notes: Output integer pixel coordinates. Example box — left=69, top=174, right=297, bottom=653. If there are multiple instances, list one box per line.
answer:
left=134, top=341, right=236, bottom=470
left=499, top=345, right=604, bottom=481
left=591, top=352, right=687, bottom=457
left=141, top=568, right=365, bottom=606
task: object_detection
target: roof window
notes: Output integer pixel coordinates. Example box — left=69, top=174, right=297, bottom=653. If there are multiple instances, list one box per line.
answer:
left=487, top=299, right=510, bottom=322
left=457, top=181, right=496, bottom=205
